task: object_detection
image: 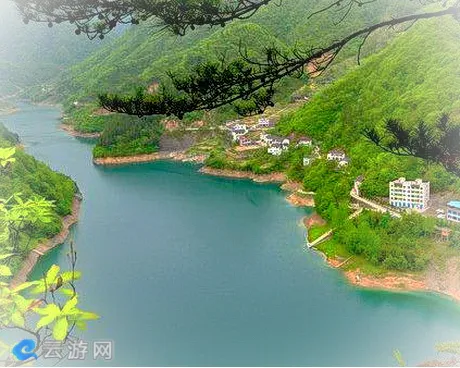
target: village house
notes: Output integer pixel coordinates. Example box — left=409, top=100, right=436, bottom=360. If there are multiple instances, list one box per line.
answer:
left=389, top=178, right=430, bottom=212
left=297, top=136, right=313, bottom=147
left=257, top=117, right=275, bottom=128
left=338, top=157, right=350, bottom=167
left=327, top=149, right=347, bottom=161
left=327, top=149, right=349, bottom=167
left=268, top=143, right=283, bottom=156
left=231, top=128, right=247, bottom=142
left=447, top=201, right=460, bottom=223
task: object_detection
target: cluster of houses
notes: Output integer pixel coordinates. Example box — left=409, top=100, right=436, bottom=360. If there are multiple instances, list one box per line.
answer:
left=227, top=118, right=276, bottom=147
left=388, top=177, right=460, bottom=224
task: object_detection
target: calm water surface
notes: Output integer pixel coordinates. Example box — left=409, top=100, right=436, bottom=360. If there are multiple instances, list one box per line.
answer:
left=2, top=103, right=460, bottom=366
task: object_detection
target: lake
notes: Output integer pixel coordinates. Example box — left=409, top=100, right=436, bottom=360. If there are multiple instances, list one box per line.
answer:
left=3, top=103, right=460, bottom=366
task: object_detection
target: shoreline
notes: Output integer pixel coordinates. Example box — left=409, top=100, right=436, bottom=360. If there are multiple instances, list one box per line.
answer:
left=309, top=233, right=460, bottom=303
left=336, top=258, right=460, bottom=303
left=0, top=107, right=19, bottom=116
left=10, top=196, right=82, bottom=288
left=93, top=151, right=207, bottom=166
left=199, top=166, right=287, bottom=183
left=60, top=123, right=101, bottom=139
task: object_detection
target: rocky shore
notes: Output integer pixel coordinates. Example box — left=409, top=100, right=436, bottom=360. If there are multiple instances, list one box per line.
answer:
left=11, top=196, right=82, bottom=288
left=324, top=248, right=460, bottom=303
left=199, top=167, right=286, bottom=183
left=61, top=123, right=101, bottom=139
left=93, top=151, right=207, bottom=166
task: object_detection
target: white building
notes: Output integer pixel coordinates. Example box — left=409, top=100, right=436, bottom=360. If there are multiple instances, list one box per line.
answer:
left=268, top=143, right=283, bottom=156
left=327, top=149, right=349, bottom=167
left=338, top=157, right=350, bottom=168
left=389, top=178, right=430, bottom=212
left=257, top=118, right=275, bottom=128
left=447, top=201, right=460, bottom=223
left=327, top=149, right=347, bottom=161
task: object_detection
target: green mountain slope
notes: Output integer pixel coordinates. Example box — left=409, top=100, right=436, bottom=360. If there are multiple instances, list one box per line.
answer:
left=279, top=17, right=460, bottom=147
left=52, top=0, right=423, bottom=105
left=271, top=16, right=460, bottom=208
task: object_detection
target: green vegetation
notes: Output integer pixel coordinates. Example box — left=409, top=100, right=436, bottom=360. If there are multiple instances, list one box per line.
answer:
left=93, top=115, right=163, bottom=158
left=335, top=210, right=436, bottom=272
left=206, top=17, right=460, bottom=273
left=0, top=123, right=76, bottom=262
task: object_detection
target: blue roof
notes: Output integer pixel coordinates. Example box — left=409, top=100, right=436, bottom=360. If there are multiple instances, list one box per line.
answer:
left=448, top=201, right=460, bottom=209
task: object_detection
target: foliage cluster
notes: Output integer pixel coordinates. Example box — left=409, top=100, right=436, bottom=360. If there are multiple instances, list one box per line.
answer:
left=93, top=115, right=163, bottom=158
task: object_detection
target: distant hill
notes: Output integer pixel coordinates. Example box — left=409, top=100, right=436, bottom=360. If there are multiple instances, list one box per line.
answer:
left=0, top=2, right=115, bottom=97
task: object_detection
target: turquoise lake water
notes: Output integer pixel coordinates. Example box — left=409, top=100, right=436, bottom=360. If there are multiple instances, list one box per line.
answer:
left=2, top=104, right=460, bottom=366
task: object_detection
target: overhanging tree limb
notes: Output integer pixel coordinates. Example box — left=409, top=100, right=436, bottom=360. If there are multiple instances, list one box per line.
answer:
left=13, top=0, right=277, bottom=39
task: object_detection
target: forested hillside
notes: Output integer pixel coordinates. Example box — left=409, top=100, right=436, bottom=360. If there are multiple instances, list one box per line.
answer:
left=0, top=2, right=115, bottom=97
left=279, top=17, right=460, bottom=147
left=51, top=0, right=423, bottom=108
left=275, top=17, right=460, bottom=198
left=0, top=123, right=76, bottom=239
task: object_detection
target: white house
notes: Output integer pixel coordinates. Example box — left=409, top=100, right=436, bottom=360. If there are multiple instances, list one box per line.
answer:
left=233, top=123, right=247, bottom=132
left=281, top=138, right=290, bottom=148
left=338, top=157, right=350, bottom=168
left=327, top=149, right=350, bottom=167
left=258, top=118, right=275, bottom=128
left=260, top=133, right=273, bottom=146
left=231, top=128, right=247, bottom=142
left=447, top=201, right=460, bottom=223
left=327, top=149, right=347, bottom=161
left=389, top=178, right=430, bottom=212
left=268, top=143, right=283, bottom=156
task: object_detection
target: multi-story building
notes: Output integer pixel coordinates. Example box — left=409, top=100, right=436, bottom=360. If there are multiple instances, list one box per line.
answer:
left=389, top=178, right=430, bottom=212
left=447, top=201, right=460, bottom=223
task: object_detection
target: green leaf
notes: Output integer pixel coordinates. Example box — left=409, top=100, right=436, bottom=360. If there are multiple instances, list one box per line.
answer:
left=59, top=288, right=77, bottom=297
left=52, top=317, right=69, bottom=341
left=60, top=271, right=82, bottom=283
left=34, top=303, right=60, bottom=317
left=12, top=294, right=33, bottom=313
left=45, top=265, right=60, bottom=284
left=12, top=281, right=38, bottom=293
left=78, top=311, right=100, bottom=321
left=0, top=265, right=12, bottom=277
left=36, top=312, right=59, bottom=329
left=0, top=254, right=14, bottom=260
left=62, top=297, right=78, bottom=315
